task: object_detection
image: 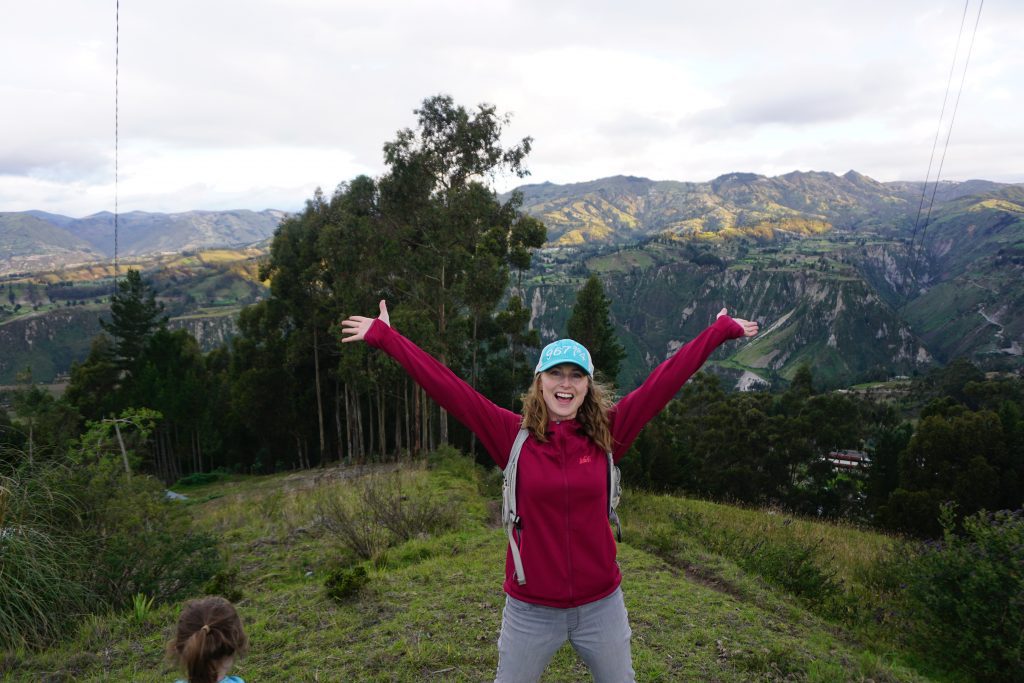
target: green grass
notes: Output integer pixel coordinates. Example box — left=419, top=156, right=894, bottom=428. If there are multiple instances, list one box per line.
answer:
left=3, top=459, right=948, bottom=681
left=586, top=250, right=656, bottom=274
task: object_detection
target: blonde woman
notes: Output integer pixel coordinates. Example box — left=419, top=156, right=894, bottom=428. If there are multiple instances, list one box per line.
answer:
left=342, top=300, right=758, bottom=682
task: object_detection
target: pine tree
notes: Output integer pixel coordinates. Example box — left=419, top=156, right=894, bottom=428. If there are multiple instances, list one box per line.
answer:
left=100, top=269, right=167, bottom=375
left=566, top=275, right=625, bottom=386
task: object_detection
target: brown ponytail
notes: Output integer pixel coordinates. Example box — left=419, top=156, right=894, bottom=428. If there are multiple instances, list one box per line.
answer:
left=167, top=597, right=248, bottom=683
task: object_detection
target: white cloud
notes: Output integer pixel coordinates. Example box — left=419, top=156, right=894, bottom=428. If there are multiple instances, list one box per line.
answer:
left=1, top=0, right=1020, bottom=216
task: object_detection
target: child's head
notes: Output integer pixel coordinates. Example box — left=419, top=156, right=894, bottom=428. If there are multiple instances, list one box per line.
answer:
left=167, top=596, right=248, bottom=683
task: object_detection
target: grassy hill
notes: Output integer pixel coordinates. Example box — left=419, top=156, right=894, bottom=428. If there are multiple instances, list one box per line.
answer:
left=5, top=454, right=952, bottom=682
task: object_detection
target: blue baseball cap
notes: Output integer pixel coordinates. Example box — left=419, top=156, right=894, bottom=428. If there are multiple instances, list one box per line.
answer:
left=535, top=339, right=594, bottom=376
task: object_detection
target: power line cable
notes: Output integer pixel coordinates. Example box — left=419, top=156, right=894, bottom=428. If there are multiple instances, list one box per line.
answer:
left=906, top=0, right=969, bottom=263
left=114, top=0, right=120, bottom=287
left=904, top=0, right=984, bottom=295
left=915, top=0, right=984, bottom=268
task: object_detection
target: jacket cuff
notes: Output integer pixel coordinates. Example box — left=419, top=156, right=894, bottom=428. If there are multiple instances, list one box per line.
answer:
left=712, top=314, right=745, bottom=340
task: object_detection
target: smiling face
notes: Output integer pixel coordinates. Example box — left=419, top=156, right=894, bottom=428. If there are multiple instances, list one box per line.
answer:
left=539, top=363, right=590, bottom=421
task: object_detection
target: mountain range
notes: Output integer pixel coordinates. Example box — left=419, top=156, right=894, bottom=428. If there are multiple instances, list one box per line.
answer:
left=511, top=173, right=1023, bottom=387
left=1, top=171, right=1021, bottom=388
left=0, top=209, right=285, bottom=276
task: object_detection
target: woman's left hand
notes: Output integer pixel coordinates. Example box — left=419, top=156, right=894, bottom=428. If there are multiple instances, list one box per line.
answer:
left=717, top=308, right=759, bottom=337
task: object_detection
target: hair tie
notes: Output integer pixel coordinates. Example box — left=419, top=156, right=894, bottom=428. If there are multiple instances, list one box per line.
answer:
left=200, top=624, right=210, bottom=634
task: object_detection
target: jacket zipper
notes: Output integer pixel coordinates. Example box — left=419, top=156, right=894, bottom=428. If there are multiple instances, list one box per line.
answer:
left=557, top=421, right=575, bottom=603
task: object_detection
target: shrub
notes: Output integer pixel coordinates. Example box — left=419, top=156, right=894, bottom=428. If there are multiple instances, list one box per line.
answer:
left=317, top=472, right=460, bottom=560
left=316, top=484, right=390, bottom=560
left=324, top=564, right=369, bottom=602
left=361, top=473, right=459, bottom=542
left=173, top=469, right=228, bottom=487
left=66, top=463, right=223, bottom=608
left=732, top=533, right=841, bottom=608
left=6, top=454, right=224, bottom=631
left=202, top=566, right=244, bottom=604
left=899, top=506, right=1024, bottom=683
left=668, top=509, right=841, bottom=608
left=0, top=466, right=88, bottom=648
left=130, top=593, right=155, bottom=623
left=428, top=444, right=478, bottom=483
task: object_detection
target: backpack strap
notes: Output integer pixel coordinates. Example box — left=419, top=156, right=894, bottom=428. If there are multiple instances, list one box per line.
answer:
left=503, top=428, right=622, bottom=586
left=502, top=428, right=530, bottom=586
left=607, top=452, right=622, bottom=542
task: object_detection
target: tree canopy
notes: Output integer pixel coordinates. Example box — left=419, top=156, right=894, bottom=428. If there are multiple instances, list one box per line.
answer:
left=567, top=275, right=626, bottom=386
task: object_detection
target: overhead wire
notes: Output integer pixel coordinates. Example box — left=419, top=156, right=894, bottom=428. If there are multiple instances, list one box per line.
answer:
left=904, top=0, right=984, bottom=296
left=114, top=0, right=120, bottom=286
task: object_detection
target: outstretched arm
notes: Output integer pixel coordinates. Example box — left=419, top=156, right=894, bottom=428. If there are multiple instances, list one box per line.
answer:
left=339, top=300, right=520, bottom=466
left=610, top=308, right=758, bottom=459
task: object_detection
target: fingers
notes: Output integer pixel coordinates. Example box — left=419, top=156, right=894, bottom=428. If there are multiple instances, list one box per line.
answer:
left=339, top=302, right=390, bottom=344
left=733, top=318, right=759, bottom=337
left=716, top=307, right=728, bottom=319
left=339, top=316, right=371, bottom=343
left=340, top=316, right=371, bottom=330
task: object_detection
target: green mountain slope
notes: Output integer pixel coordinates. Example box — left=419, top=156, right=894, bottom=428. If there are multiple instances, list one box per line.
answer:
left=0, top=209, right=287, bottom=276
left=64, top=209, right=288, bottom=256
left=513, top=171, right=928, bottom=246
left=0, top=213, right=104, bottom=274
left=0, top=248, right=267, bottom=383
left=524, top=240, right=929, bottom=389
left=511, top=173, right=1022, bottom=384
left=3, top=172, right=1020, bottom=386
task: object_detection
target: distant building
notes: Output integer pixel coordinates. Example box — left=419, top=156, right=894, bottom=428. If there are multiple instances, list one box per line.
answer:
left=825, top=449, right=870, bottom=470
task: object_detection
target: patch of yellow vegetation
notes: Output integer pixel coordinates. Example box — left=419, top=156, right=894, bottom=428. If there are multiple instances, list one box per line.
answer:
left=747, top=223, right=776, bottom=240
left=556, top=230, right=587, bottom=246
left=778, top=218, right=832, bottom=235
left=200, top=249, right=251, bottom=263
left=968, top=199, right=1024, bottom=214
left=587, top=196, right=639, bottom=229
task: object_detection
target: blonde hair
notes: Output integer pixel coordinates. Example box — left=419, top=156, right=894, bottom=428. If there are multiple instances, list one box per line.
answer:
left=521, top=373, right=616, bottom=453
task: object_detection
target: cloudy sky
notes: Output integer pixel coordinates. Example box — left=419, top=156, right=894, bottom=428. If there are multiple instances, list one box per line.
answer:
left=2, top=0, right=1019, bottom=217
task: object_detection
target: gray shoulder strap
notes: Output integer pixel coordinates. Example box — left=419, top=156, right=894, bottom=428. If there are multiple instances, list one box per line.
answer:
left=502, top=428, right=530, bottom=585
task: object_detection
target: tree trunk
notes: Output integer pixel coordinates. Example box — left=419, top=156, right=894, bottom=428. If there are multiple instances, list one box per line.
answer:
left=404, top=378, right=411, bottom=459
left=196, top=429, right=203, bottom=473
left=113, top=420, right=131, bottom=479
left=413, top=381, right=422, bottom=457
left=313, top=324, right=326, bottom=461
left=344, top=382, right=353, bottom=464
left=366, top=391, right=375, bottom=460
left=438, top=261, right=449, bottom=446
left=377, top=389, right=386, bottom=459
left=355, top=394, right=365, bottom=465
left=394, top=386, right=402, bottom=459
left=334, top=379, right=344, bottom=463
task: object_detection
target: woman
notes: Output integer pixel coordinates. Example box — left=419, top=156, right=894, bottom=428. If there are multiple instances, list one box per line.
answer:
left=341, top=300, right=758, bottom=682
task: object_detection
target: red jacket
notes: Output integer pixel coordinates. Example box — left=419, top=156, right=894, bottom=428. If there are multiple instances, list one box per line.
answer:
left=365, top=315, right=743, bottom=608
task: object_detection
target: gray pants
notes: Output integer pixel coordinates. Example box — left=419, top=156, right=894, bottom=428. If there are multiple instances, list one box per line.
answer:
left=494, top=587, right=636, bottom=683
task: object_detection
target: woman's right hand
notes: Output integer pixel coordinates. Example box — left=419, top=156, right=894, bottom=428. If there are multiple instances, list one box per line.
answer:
left=340, top=299, right=390, bottom=343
